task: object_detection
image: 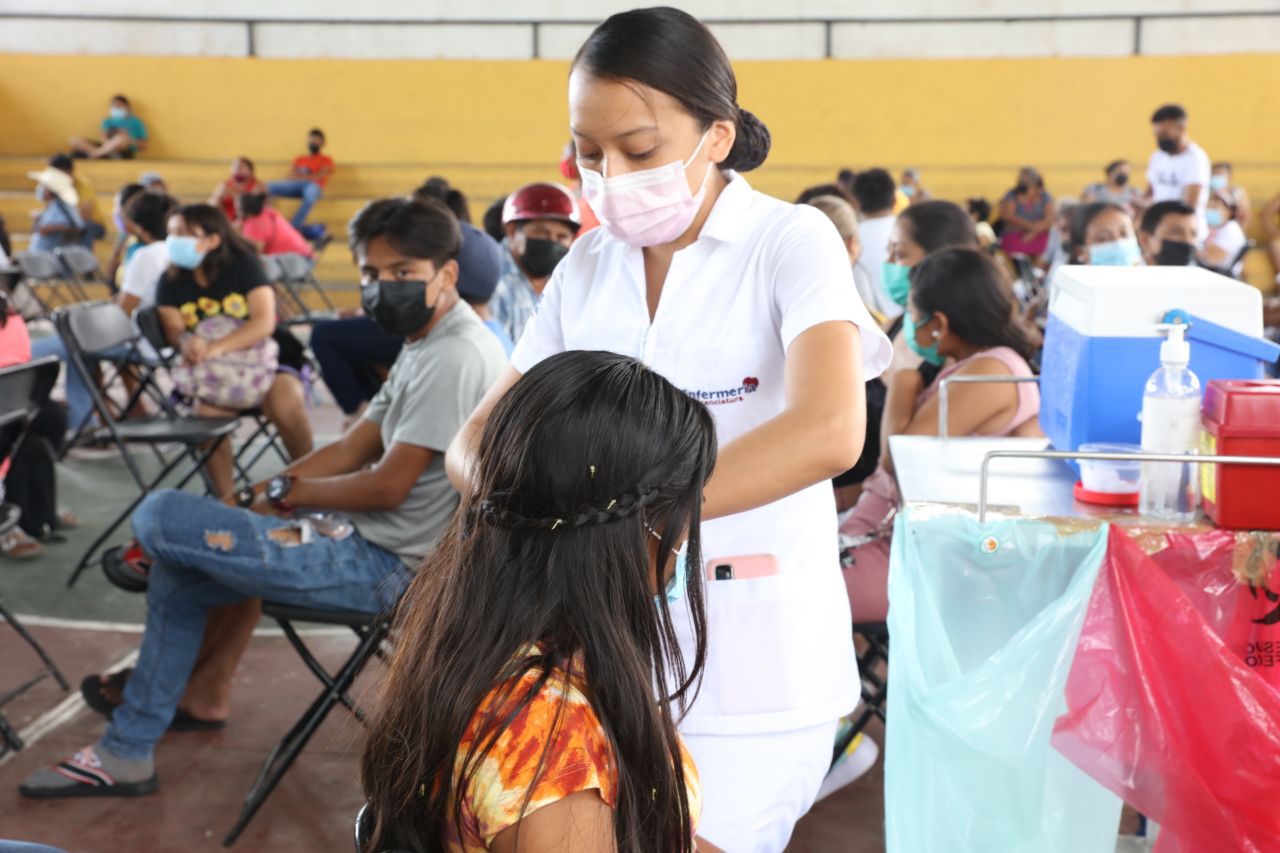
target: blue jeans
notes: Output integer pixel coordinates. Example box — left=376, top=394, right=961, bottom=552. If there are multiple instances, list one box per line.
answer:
left=30, top=336, right=154, bottom=435
left=100, top=490, right=409, bottom=759
left=267, top=179, right=323, bottom=229
left=309, top=317, right=403, bottom=414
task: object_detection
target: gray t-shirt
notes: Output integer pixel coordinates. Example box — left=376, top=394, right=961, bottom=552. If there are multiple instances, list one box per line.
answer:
left=348, top=302, right=507, bottom=563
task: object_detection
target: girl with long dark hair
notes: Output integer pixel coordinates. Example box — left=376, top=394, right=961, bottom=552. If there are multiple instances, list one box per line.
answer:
left=447, top=8, right=892, bottom=849
left=362, top=349, right=718, bottom=852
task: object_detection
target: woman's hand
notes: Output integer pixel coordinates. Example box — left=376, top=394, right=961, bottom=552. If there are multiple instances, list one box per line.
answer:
left=181, top=334, right=209, bottom=364
left=204, top=339, right=227, bottom=361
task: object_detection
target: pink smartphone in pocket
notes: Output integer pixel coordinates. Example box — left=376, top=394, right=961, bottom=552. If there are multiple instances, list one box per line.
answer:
left=705, top=554, right=780, bottom=581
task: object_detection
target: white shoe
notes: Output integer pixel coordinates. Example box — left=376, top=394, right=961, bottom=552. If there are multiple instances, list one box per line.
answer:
left=814, top=732, right=879, bottom=802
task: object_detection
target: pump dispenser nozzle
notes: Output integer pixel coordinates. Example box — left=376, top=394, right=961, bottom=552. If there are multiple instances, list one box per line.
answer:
left=1155, top=322, right=1191, bottom=366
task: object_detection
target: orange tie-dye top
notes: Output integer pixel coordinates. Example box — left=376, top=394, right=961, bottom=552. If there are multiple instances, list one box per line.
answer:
left=446, top=649, right=701, bottom=851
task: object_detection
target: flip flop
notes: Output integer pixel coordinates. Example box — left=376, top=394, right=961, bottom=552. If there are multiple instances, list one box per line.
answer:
left=18, top=747, right=159, bottom=799
left=81, top=671, right=226, bottom=732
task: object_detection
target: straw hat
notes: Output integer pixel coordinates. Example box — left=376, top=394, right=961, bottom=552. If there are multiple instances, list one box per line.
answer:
left=27, top=167, right=79, bottom=207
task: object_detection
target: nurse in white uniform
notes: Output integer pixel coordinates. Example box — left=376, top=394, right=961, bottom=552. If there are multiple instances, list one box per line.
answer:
left=447, top=8, right=891, bottom=851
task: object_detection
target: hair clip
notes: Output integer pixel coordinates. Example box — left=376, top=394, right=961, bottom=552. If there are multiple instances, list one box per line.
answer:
left=589, top=465, right=597, bottom=479
left=607, top=499, right=617, bottom=510
left=551, top=518, right=564, bottom=531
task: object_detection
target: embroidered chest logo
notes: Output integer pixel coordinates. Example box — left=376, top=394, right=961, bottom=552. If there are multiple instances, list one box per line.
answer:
left=684, top=377, right=761, bottom=406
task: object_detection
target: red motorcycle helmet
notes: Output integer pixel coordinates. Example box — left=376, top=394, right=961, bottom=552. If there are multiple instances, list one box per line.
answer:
left=502, top=182, right=581, bottom=230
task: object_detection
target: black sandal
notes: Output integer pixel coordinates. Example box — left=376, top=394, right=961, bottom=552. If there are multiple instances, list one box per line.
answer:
left=81, top=670, right=226, bottom=732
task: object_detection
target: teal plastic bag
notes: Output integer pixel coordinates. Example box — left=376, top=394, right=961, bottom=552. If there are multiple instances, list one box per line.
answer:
left=884, top=508, right=1123, bottom=853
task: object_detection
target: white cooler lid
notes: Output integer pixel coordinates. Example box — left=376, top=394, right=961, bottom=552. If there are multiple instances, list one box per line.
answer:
left=1049, top=265, right=1263, bottom=338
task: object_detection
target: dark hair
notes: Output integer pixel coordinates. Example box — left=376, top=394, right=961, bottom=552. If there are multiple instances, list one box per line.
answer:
left=967, top=197, right=992, bottom=223
left=898, top=200, right=978, bottom=254
left=573, top=7, right=770, bottom=173
left=235, top=156, right=255, bottom=175
left=308, top=128, right=325, bottom=141
left=412, top=176, right=472, bottom=224
left=836, top=168, right=857, bottom=195
left=795, top=182, right=855, bottom=207
left=360, top=349, right=717, bottom=853
left=851, top=168, right=896, bottom=214
left=348, top=197, right=461, bottom=266
left=1212, top=161, right=1232, bottom=173
left=1105, top=159, right=1128, bottom=176
left=168, top=203, right=258, bottom=283
left=117, top=182, right=145, bottom=210
left=0, top=290, right=9, bottom=329
left=1070, top=202, right=1128, bottom=253
left=111, top=94, right=130, bottom=107
left=125, top=192, right=178, bottom=242
left=1139, top=200, right=1196, bottom=235
left=49, top=153, right=74, bottom=173
left=1151, top=103, right=1187, bottom=123
left=911, top=247, right=1036, bottom=363
left=238, top=192, right=267, bottom=218
left=483, top=196, right=507, bottom=244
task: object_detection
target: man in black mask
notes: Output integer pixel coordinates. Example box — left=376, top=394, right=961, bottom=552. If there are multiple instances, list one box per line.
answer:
left=20, top=196, right=508, bottom=800
left=492, top=181, right=581, bottom=342
left=1144, top=104, right=1211, bottom=242
left=1140, top=200, right=1199, bottom=267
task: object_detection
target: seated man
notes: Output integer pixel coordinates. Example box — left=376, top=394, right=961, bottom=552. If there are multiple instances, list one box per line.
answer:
left=236, top=192, right=313, bottom=258
left=28, top=167, right=83, bottom=253
left=1139, top=200, right=1199, bottom=267
left=49, top=154, right=106, bottom=244
left=19, top=196, right=508, bottom=799
left=69, top=94, right=148, bottom=160
left=268, top=128, right=333, bottom=241
left=492, top=182, right=580, bottom=342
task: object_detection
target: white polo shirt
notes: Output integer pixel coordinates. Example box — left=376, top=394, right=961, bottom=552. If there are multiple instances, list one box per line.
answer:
left=512, top=173, right=892, bottom=735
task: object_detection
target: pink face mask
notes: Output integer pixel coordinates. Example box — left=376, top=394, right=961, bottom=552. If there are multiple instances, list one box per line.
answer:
left=578, top=132, right=712, bottom=248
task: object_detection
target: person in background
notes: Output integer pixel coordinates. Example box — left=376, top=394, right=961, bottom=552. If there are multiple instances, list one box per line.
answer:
left=899, top=168, right=930, bottom=205
left=796, top=182, right=856, bottom=208
left=1146, top=103, right=1211, bottom=240
left=999, top=167, right=1055, bottom=260
left=268, top=128, right=333, bottom=241
left=558, top=140, right=601, bottom=234
left=1139, top=200, right=1199, bottom=267
left=311, top=218, right=509, bottom=419
left=1261, top=192, right=1280, bottom=288
left=106, top=182, right=146, bottom=286
left=967, top=197, right=996, bottom=249
left=68, top=94, right=147, bottom=160
left=49, top=154, right=105, bottom=244
left=139, top=172, right=168, bottom=195
left=21, top=196, right=507, bottom=802
left=411, top=176, right=471, bottom=224
left=807, top=194, right=879, bottom=325
left=482, top=196, right=507, bottom=244
left=27, top=167, right=83, bottom=253
left=852, top=168, right=900, bottom=319
left=30, top=192, right=178, bottom=438
left=1071, top=202, right=1142, bottom=266
left=360, top=351, right=715, bottom=852
left=1201, top=191, right=1248, bottom=277
left=1042, top=199, right=1080, bottom=288
left=1210, top=162, right=1251, bottom=227
left=209, top=157, right=265, bottom=223
left=491, top=182, right=580, bottom=343
left=236, top=193, right=313, bottom=258
left=1082, top=160, right=1142, bottom=213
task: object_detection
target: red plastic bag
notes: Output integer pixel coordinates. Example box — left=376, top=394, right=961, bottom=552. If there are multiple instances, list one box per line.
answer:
left=1052, top=526, right=1280, bottom=853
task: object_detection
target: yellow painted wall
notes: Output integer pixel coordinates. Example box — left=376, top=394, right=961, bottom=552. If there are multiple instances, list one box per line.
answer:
left=2, top=51, right=1277, bottom=282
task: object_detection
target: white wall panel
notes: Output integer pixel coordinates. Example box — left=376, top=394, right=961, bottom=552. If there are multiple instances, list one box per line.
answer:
left=1140, top=15, right=1280, bottom=55
left=0, top=16, right=245, bottom=56
left=832, top=19, right=1135, bottom=59
left=253, top=22, right=531, bottom=60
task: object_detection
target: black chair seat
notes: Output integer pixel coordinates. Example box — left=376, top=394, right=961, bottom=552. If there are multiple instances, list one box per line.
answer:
left=101, top=416, right=240, bottom=444
left=261, top=601, right=380, bottom=628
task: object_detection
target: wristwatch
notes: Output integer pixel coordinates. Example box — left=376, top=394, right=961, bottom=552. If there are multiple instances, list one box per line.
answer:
left=266, top=475, right=296, bottom=513
left=233, top=486, right=256, bottom=508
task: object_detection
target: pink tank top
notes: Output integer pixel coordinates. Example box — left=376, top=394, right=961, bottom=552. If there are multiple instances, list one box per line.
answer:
left=918, top=346, right=1039, bottom=436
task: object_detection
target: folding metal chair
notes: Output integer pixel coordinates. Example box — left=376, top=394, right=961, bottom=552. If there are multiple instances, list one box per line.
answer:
left=223, top=599, right=396, bottom=846
left=275, top=252, right=337, bottom=322
left=55, top=302, right=240, bottom=588
left=55, top=244, right=112, bottom=299
left=0, top=358, right=71, bottom=757
left=13, top=250, right=80, bottom=318
left=830, top=621, right=889, bottom=768
left=134, top=307, right=290, bottom=485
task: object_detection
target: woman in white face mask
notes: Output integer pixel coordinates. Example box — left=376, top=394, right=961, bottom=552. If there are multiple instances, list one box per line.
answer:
left=447, top=8, right=891, bottom=852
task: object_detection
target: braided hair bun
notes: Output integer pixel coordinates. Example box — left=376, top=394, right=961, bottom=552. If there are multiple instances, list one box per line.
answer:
left=722, top=108, right=772, bottom=173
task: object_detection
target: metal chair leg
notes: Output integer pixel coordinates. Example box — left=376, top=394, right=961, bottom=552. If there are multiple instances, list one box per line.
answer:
left=0, top=598, right=69, bottom=691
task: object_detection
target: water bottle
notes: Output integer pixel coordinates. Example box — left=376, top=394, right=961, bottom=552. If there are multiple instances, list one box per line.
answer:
left=1138, top=324, right=1202, bottom=521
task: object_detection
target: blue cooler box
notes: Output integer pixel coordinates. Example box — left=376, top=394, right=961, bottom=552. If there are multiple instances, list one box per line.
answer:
left=1040, top=265, right=1279, bottom=454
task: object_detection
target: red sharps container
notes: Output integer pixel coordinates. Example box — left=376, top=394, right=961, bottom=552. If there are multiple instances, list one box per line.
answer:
left=1200, top=379, right=1280, bottom=530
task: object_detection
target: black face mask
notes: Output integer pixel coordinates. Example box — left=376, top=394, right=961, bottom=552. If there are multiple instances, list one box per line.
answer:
left=1014, top=183, right=1029, bottom=195
left=1113, top=172, right=1130, bottom=187
left=1157, top=136, right=1180, bottom=154
left=519, top=238, right=570, bottom=279
left=308, top=143, right=322, bottom=155
left=361, top=278, right=436, bottom=337
left=1154, top=239, right=1196, bottom=267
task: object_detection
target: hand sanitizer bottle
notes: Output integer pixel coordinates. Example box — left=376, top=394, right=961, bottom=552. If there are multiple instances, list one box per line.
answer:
left=1139, top=324, right=1202, bottom=521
